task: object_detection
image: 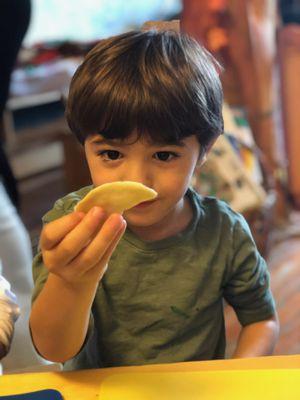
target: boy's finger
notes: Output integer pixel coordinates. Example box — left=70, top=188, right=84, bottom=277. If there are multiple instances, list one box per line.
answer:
left=49, top=207, right=107, bottom=266
left=40, top=211, right=85, bottom=250
left=94, top=222, right=126, bottom=272
left=88, top=222, right=127, bottom=282
left=71, top=214, right=126, bottom=272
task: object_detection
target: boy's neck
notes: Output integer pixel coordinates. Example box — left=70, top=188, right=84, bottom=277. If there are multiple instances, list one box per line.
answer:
left=127, top=195, right=193, bottom=242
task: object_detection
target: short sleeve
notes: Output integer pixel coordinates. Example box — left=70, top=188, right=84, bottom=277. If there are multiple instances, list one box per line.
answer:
left=32, top=185, right=93, bottom=303
left=31, top=197, right=67, bottom=304
left=31, top=251, right=49, bottom=304
left=223, top=215, right=276, bottom=326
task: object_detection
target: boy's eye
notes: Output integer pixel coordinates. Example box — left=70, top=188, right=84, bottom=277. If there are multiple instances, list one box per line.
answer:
left=154, top=152, right=178, bottom=161
left=98, top=150, right=122, bottom=160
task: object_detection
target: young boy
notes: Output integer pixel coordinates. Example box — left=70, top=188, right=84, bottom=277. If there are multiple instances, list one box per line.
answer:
left=30, top=30, right=279, bottom=371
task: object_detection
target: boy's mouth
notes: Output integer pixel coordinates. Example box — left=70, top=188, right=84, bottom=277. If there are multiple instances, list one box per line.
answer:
left=133, top=199, right=157, bottom=209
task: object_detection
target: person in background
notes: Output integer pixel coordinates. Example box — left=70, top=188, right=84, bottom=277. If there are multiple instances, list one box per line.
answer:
left=0, top=0, right=48, bottom=372
left=0, top=181, right=45, bottom=372
left=0, top=0, right=31, bottom=209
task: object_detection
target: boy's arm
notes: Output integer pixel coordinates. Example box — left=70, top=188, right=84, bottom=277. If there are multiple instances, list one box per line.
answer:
left=224, top=214, right=279, bottom=358
left=30, top=207, right=126, bottom=363
left=30, top=273, right=96, bottom=363
left=233, top=313, right=279, bottom=358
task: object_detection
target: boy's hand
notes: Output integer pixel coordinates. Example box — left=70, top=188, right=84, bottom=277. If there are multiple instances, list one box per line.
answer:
left=40, top=207, right=126, bottom=286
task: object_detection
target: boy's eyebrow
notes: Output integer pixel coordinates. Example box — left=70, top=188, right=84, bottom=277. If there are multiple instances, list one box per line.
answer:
left=153, top=140, right=186, bottom=148
left=90, top=137, right=187, bottom=147
left=90, top=137, right=122, bottom=145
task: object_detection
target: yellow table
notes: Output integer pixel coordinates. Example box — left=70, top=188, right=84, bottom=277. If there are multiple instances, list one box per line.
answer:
left=0, top=355, right=299, bottom=399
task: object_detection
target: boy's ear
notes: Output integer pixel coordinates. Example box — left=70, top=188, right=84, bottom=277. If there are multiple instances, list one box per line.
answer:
left=206, top=136, right=219, bottom=153
left=197, top=153, right=207, bottom=167
left=195, top=150, right=209, bottom=176
left=194, top=148, right=207, bottom=178
left=196, top=136, right=219, bottom=167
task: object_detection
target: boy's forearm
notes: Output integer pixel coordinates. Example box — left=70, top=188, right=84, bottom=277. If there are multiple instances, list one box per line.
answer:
left=30, top=273, right=98, bottom=363
left=232, top=314, right=279, bottom=358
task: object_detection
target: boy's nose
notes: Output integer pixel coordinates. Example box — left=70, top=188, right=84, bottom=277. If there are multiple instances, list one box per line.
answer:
left=123, top=163, right=153, bottom=188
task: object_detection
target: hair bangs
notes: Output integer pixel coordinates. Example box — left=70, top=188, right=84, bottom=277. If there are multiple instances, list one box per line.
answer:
left=66, top=30, right=223, bottom=153
left=68, top=56, right=193, bottom=145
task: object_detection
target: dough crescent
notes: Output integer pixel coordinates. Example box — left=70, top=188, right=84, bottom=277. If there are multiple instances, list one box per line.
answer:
left=75, top=181, right=157, bottom=214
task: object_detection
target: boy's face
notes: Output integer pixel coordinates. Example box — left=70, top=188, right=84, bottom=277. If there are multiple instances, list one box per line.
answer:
left=84, top=133, right=203, bottom=239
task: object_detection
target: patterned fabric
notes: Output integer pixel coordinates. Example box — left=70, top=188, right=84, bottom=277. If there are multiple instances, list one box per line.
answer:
left=192, top=104, right=266, bottom=213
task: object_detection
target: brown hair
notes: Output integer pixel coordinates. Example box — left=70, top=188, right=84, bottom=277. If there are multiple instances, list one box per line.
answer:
left=66, top=30, right=223, bottom=155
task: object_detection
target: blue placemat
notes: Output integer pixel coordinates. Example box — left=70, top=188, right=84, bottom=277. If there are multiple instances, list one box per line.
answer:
left=0, top=389, right=63, bottom=399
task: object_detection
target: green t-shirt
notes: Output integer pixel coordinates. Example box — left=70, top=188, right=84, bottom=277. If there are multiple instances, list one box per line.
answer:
left=32, top=187, right=276, bottom=370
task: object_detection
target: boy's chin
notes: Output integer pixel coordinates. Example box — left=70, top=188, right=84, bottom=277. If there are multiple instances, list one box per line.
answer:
left=123, top=210, right=159, bottom=228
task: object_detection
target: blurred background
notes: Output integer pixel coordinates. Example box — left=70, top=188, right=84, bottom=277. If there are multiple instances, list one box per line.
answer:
left=0, top=0, right=300, bottom=374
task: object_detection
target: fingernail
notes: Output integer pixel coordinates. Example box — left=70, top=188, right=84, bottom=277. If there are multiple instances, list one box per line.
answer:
left=110, top=214, right=127, bottom=229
